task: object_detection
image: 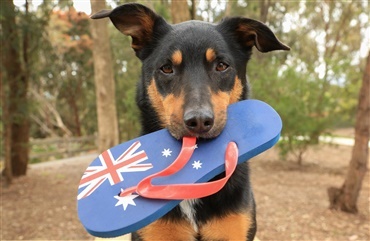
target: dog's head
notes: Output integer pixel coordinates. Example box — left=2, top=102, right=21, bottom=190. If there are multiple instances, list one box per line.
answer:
left=92, top=3, right=289, bottom=139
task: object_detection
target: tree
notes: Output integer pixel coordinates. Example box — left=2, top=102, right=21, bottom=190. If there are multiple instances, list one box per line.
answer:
left=2, top=0, right=63, bottom=178
left=109, top=28, right=141, bottom=141
left=30, top=7, right=94, bottom=138
left=90, top=0, right=119, bottom=153
left=328, top=51, right=370, bottom=213
left=190, top=0, right=197, bottom=20
left=171, top=0, right=191, bottom=24
left=246, top=1, right=365, bottom=163
left=53, top=8, right=93, bottom=137
left=1, top=0, right=30, bottom=177
left=0, top=66, right=12, bottom=184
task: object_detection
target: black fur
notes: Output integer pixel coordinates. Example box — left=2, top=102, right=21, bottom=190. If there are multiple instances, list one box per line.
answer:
left=92, top=3, right=289, bottom=240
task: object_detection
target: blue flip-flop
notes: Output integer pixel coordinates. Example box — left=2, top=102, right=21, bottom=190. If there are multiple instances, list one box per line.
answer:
left=77, top=99, right=282, bottom=237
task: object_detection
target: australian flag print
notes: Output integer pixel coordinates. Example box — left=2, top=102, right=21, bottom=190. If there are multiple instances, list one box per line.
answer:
left=77, top=100, right=282, bottom=238
left=78, top=141, right=151, bottom=201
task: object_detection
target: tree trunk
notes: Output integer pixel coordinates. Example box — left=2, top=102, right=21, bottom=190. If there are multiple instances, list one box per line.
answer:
left=171, top=0, right=191, bottom=24
left=224, top=1, right=232, bottom=17
left=259, top=0, right=271, bottom=23
left=0, top=68, right=12, bottom=184
left=66, top=80, right=82, bottom=136
left=190, top=0, right=197, bottom=20
left=1, top=0, right=30, bottom=177
left=90, top=0, right=119, bottom=153
left=70, top=94, right=82, bottom=136
left=327, top=51, right=370, bottom=213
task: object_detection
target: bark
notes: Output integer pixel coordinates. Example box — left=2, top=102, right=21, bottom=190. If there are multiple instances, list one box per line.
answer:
left=71, top=95, right=82, bottom=136
left=171, top=0, right=191, bottom=24
left=0, top=68, right=12, bottom=184
left=191, top=0, right=197, bottom=20
left=328, top=51, right=370, bottom=213
left=30, top=89, right=72, bottom=137
left=224, top=1, right=232, bottom=17
left=1, top=0, right=30, bottom=177
left=253, top=0, right=272, bottom=61
left=142, top=0, right=154, bottom=10
left=66, top=84, right=82, bottom=136
left=90, top=0, right=119, bottom=153
left=259, top=0, right=271, bottom=23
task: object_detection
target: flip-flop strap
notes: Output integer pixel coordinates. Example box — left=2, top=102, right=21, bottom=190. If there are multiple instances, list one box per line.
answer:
left=137, top=141, right=238, bottom=200
left=119, top=136, right=196, bottom=197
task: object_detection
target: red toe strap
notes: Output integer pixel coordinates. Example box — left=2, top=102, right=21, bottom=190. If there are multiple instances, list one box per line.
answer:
left=137, top=139, right=238, bottom=200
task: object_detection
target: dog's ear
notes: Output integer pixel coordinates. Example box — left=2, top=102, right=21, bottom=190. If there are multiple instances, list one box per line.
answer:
left=217, top=17, right=290, bottom=52
left=91, top=3, right=170, bottom=58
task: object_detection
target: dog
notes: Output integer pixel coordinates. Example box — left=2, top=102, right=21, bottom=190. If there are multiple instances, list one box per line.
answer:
left=92, top=3, right=289, bottom=241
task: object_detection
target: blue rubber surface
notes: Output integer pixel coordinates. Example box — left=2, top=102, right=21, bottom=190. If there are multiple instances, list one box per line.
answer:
left=77, top=100, right=282, bottom=237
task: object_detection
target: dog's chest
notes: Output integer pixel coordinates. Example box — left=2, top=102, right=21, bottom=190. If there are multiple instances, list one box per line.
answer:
left=179, top=199, right=201, bottom=232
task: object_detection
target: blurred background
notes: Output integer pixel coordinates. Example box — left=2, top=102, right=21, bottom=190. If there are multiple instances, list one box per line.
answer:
left=1, top=0, right=369, bottom=240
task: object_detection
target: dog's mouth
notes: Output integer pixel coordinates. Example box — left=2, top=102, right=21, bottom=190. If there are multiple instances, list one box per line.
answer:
left=168, top=126, right=225, bottom=140
left=166, top=111, right=227, bottom=140
left=169, top=127, right=225, bottom=140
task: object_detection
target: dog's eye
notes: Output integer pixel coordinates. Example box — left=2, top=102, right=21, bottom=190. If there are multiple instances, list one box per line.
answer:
left=216, top=62, right=229, bottom=72
left=160, top=64, right=173, bottom=74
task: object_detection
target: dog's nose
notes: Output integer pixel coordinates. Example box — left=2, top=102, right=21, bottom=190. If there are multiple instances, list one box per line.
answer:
left=184, top=110, right=214, bottom=134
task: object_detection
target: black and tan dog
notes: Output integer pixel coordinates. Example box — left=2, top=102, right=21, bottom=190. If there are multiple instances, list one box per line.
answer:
left=92, top=3, right=289, bottom=241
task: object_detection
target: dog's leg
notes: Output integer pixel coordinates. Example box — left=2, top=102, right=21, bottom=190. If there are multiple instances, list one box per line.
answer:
left=199, top=210, right=255, bottom=241
left=136, top=218, right=197, bottom=241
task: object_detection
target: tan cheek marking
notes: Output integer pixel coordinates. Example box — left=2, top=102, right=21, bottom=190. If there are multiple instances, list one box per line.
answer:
left=147, top=80, right=185, bottom=129
left=211, top=90, right=229, bottom=131
left=199, top=212, right=252, bottom=240
left=163, top=91, right=184, bottom=126
left=171, top=50, right=183, bottom=65
left=211, top=77, right=243, bottom=129
left=206, top=48, right=216, bottom=62
left=138, top=219, right=196, bottom=240
left=229, top=76, right=243, bottom=104
left=147, top=80, right=166, bottom=127
left=211, top=91, right=230, bottom=116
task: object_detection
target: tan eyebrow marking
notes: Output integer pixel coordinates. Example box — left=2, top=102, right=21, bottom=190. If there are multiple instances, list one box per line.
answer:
left=171, top=50, right=183, bottom=65
left=206, top=48, right=216, bottom=62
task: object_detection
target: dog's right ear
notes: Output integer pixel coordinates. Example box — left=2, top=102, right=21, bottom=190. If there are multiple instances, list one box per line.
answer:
left=91, top=3, right=170, bottom=59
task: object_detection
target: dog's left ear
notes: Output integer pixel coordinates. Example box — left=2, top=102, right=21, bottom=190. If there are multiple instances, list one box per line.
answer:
left=91, top=3, right=170, bottom=59
left=217, top=17, right=290, bottom=52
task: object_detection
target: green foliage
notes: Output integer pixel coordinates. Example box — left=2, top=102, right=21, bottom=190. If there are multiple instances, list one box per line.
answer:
left=110, top=24, right=141, bottom=140
left=29, top=7, right=96, bottom=137
left=247, top=0, right=365, bottom=163
left=153, top=1, right=171, bottom=21
left=4, top=0, right=366, bottom=165
left=108, top=1, right=171, bottom=141
left=251, top=61, right=331, bottom=162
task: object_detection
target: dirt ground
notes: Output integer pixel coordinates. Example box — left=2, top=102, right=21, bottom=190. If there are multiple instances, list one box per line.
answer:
left=1, top=136, right=369, bottom=240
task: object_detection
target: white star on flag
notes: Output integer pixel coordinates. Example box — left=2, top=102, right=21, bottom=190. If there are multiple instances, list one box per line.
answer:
left=114, top=189, right=139, bottom=211
left=192, top=160, right=202, bottom=170
left=162, top=148, right=172, bottom=157
left=193, top=144, right=198, bottom=149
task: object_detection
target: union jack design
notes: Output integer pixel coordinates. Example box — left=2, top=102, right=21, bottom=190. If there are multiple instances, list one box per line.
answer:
left=77, top=141, right=152, bottom=200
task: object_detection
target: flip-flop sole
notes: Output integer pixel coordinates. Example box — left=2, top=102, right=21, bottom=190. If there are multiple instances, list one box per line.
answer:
left=77, top=99, right=282, bottom=237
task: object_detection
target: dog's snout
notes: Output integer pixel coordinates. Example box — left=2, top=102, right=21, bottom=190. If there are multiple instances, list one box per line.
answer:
left=184, top=110, right=214, bottom=134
